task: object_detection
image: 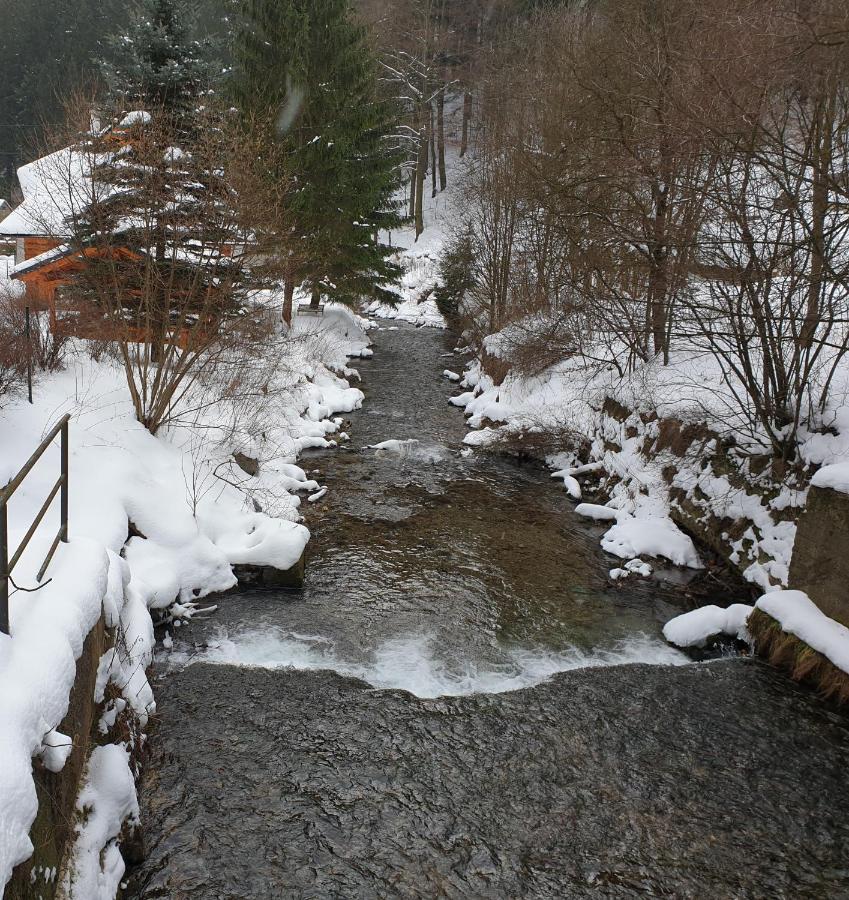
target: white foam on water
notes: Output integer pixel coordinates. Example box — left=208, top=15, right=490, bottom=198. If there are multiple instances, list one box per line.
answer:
left=368, top=438, right=453, bottom=465
left=167, top=629, right=689, bottom=699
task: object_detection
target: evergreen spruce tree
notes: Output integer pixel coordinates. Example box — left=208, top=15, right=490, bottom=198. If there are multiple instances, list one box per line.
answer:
left=231, top=0, right=403, bottom=320
left=62, top=0, right=255, bottom=397
left=101, top=0, right=217, bottom=115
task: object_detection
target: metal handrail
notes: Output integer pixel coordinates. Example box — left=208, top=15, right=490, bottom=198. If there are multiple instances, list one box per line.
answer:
left=0, top=414, right=70, bottom=635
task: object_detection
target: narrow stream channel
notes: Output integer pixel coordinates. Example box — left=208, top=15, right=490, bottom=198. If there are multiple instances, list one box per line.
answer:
left=127, top=323, right=849, bottom=899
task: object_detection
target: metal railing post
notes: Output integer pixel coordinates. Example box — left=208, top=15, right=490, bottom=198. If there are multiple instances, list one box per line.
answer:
left=0, top=413, right=71, bottom=635
left=1, top=502, right=9, bottom=635
left=60, top=417, right=69, bottom=542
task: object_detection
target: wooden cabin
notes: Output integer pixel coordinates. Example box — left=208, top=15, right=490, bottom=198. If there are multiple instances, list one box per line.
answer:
left=0, top=144, right=90, bottom=314
left=0, top=119, right=235, bottom=348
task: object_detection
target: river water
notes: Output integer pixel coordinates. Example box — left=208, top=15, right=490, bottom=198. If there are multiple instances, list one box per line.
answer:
left=126, top=323, right=849, bottom=899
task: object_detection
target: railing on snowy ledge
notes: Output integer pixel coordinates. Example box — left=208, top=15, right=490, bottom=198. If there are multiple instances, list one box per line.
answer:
left=0, top=413, right=69, bottom=634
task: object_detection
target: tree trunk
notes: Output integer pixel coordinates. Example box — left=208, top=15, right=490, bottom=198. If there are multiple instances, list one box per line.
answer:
left=648, top=160, right=671, bottom=361
left=282, top=278, right=294, bottom=326
left=801, top=91, right=834, bottom=351
left=310, top=284, right=321, bottom=309
left=437, top=86, right=447, bottom=191
left=414, top=117, right=428, bottom=240
left=430, top=102, right=437, bottom=200
left=409, top=169, right=416, bottom=219
left=460, top=90, right=472, bottom=157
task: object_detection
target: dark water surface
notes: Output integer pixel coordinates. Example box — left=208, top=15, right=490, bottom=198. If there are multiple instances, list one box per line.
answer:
left=127, top=323, right=849, bottom=899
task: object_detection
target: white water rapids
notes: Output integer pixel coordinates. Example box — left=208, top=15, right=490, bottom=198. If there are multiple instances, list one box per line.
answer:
left=167, top=627, right=689, bottom=699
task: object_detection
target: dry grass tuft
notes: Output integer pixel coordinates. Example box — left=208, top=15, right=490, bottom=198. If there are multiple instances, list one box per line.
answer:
left=749, top=608, right=849, bottom=705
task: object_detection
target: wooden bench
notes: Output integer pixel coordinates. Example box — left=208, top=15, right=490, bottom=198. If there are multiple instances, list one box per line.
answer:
left=297, top=302, right=325, bottom=317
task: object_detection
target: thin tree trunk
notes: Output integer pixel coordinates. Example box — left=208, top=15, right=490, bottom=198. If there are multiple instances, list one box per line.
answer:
left=648, top=157, right=671, bottom=361
left=430, top=102, right=437, bottom=199
left=414, top=116, right=428, bottom=240
left=282, top=278, right=294, bottom=326
left=801, top=91, right=833, bottom=351
left=409, top=168, right=416, bottom=219
left=437, top=86, right=447, bottom=190
left=460, top=90, right=471, bottom=157
left=310, top=284, right=321, bottom=309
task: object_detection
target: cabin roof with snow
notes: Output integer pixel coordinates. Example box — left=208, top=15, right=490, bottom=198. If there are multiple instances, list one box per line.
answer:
left=0, top=112, right=152, bottom=240
left=0, top=146, right=91, bottom=239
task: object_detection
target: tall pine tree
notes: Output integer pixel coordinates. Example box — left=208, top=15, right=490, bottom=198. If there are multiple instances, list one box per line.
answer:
left=230, top=0, right=402, bottom=321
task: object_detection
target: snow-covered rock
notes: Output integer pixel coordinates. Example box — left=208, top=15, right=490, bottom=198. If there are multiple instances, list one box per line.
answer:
left=601, top=515, right=702, bottom=569
left=575, top=503, right=618, bottom=522
left=663, top=604, right=753, bottom=648
left=810, top=461, right=849, bottom=494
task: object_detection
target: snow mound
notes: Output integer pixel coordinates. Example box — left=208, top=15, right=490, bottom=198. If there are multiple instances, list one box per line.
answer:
left=601, top=515, right=702, bottom=569
left=811, top=461, right=849, bottom=494
left=551, top=469, right=582, bottom=499
left=663, top=604, right=753, bottom=648
left=575, top=503, right=618, bottom=522
left=462, top=427, right=499, bottom=448
left=119, top=110, right=151, bottom=127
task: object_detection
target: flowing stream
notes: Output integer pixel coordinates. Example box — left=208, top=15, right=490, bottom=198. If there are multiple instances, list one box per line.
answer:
left=127, top=323, right=849, bottom=899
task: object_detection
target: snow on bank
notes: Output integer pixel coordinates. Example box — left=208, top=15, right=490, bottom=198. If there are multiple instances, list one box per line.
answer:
left=367, top=296, right=445, bottom=328
left=662, top=590, right=849, bottom=683
left=0, top=303, right=369, bottom=888
left=0, top=544, right=118, bottom=885
left=60, top=745, right=139, bottom=899
left=452, top=364, right=704, bottom=570
left=166, top=627, right=689, bottom=699
left=755, top=590, right=849, bottom=674
left=451, top=333, right=811, bottom=588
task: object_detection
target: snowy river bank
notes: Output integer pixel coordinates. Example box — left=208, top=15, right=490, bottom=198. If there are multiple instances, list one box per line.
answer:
left=126, top=323, right=849, bottom=898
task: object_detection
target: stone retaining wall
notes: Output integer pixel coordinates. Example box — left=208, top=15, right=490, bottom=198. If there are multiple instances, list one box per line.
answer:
left=6, top=616, right=107, bottom=899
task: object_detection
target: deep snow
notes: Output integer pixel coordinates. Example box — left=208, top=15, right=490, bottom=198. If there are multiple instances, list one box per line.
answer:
left=0, top=301, right=372, bottom=890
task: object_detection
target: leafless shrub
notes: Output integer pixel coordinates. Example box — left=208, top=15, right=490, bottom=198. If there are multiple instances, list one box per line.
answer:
left=0, top=289, right=28, bottom=403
